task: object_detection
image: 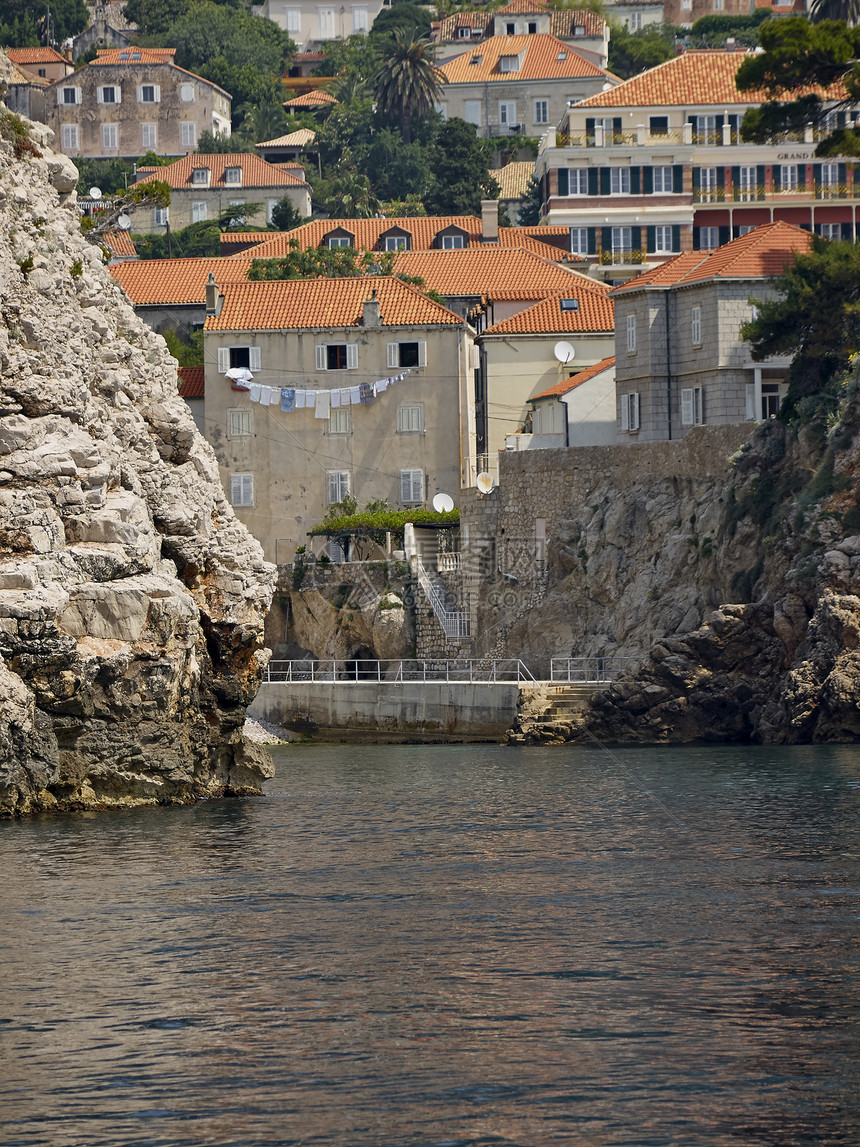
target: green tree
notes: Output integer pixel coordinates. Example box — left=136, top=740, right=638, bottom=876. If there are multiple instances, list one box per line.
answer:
left=122, top=0, right=190, bottom=37
left=269, top=195, right=304, bottom=231
left=247, top=243, right=397, bottom=280
left=235, top=101, right=290, bottom=144
left=74, top=157, right=136, bottom=197
left=741, top=237, right=860, bottom=415
left=516, top=173, right=543, bottom=226
left=195, top=129, right=239, bottom=154
left=162, top=327, right=203, bottom=367
left=134, top=217, right=221, bottom=258
left=369, top=1, right=432, bottom=43
left=374, top=31, right=443, bottom=144
left=689, top=9, right=770, bottom=48
left=363, top=128, right=430, bottom=200
left=0, top=0, right=87, bottom=43
left=607, top=22, right=678, bottom=80
left=809, top=0, right=860, bottom=23
left=423, top=118, right=499, bottom=215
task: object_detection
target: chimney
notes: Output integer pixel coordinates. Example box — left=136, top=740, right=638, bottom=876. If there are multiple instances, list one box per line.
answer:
left=362, top=288, right=381, bottom=329
left=481, top=199, right=499, bottom=244
left=205, top=272, right=221, bottom=317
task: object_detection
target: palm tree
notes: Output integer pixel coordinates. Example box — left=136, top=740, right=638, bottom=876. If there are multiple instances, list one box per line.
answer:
left=374, top=32, right=444, bottom=145
left=809, top=0, right=860, bottom=21
left=327, top=169, right=380, bottom=218
left=327, top=72, right=372, bottom=105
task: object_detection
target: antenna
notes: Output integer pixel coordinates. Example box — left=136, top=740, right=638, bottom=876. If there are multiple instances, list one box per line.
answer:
left=432, top=492, right=455, bottom=512
left=476, top=472, right=495, bottom=495
left=553, top=340, right=576, bottom=364
left=117, top=213, right=131, bottom=230
left=89, top=186, right=102, bottom=200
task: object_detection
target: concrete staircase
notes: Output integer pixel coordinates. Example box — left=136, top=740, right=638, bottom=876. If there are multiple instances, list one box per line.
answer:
left=541, top=684, right=602, bottom=719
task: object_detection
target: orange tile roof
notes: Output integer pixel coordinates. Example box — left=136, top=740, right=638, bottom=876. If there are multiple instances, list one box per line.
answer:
left=611, top=222, right=812, bottom=293
left=233, top=217, right=578, bottom=259
left=579, top=48, right=847, bottom=108
left=135, top=154, right=307, bottom=190
left=103, top=230, right=138, bottom=259
left=205, top=276, right=464, bottom=331
left=7, top=47, right=69, bottom=64
left=178, top=366, right=205, bottom=399
left=491, top=161, right=534, bottom=200
left=550, top=10, right=607, bottom=36
left=497, top=0, right=550, bottom=11
left=482, top=286, right=613, bottom=334
left=110, top=257, right=254, bottom=305
left=391, top=248, right=598, bottom=300
left=532, top=355, right=615, bottom=399
left=284, top=90, right=338, bottom=107
left=94, top=47, right=176, bottom=62
left=293, top=51, right=325, bottom=61
left=6, top=59, right=50, bottom=86
left=441, top=33, right=612, bottom=84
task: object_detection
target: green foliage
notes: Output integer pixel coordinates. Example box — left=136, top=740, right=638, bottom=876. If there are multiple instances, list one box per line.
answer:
left=377, top=195, right=427, bottom=217
left=74, top=157, right=135, bottom=197
left=374, top=31, right=443, bottom=143
left=162, top=328, right=204, bottom=367
left=195, top=129, right=242, bottom=155
left=309, top=507, right=460, bottom=541
left=0, top=111, right=42, bottom=160
left=122, top=0, right=193, bottom=37
left=741, top=238, right=860, bottom=415
left=0, top=0, right=87, bottom=43
left=269, top=195, right=304, bottom=231
left=233, top=101, right=290, bottom=145
left=363, top=129, right=431, bottom=200
left=690, top=8, right=770, bottom=46
left=134, top=218, right=221, bottom=258
left=424, top=118, right=499, bottom=214
left=247, top=243, right=398, bottom=280
left=517, top=173, right=543, bottom=226
left=369, top=2, right=432, bottom=44
left=607, top=23, right=677, bottom=80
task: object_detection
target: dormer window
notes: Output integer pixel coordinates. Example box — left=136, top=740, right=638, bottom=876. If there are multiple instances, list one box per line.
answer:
left=574, top=25, right=586, bottom=36
left=225, top=166, right=242, bottom=185
left=381, top=227, right=412, bottom=252
left=557, top=51, right=567, bottom=61
left=191, top=167, right=210, bottom=185
left=457, top=26, right=470, bottom=38
left=505, top=22, right=516, bottom=33
left=499, top=53, right=521, bottom=73
left=469, top=53, right=482, bottom=65
left=435, top=227, right=468, bottom=249
left=560, top=298, right=579, bottom=311
left=324, top=227, right=355, bottom=248
left=528, top=21, right=537, bottom=33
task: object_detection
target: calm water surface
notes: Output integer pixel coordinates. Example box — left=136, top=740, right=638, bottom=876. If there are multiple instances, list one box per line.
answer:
left=1, top=744, right=859, bottom=1146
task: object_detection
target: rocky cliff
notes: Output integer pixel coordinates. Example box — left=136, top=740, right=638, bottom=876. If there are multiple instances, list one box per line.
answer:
left=0, top=63, right=276, bottom=816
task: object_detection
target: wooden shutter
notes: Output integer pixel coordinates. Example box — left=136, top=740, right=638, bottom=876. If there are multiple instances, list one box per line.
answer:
left=417, top=341, right=427, bottom=367
left=692, top=227, right=701, bottom=250
left=843, top=223, right=853, bottom=240
left=813, top=163, right=822, bottom=187
left=620, top=394, right=629, bottom=431
left=601, top=226, right=611, bottom=253
left=681, top=388, right=694, bottom=426
left=586, top=227, right=596, bottom=253
left=692, top=168, right=701, bottom=192
left=731, top=165, right=740, bottom=192
left=672, top=224, right=680, bottom=252
left=631, top=226, right=642, bottom=252
left=612, top=117, right=622, bottom=139
left=643, top=166, right=653, bottom=195
left=756, top=165, right=766, bottom=195
left=588, top=168, right=598, bottom=196
left=630, top=392, right=640, bottom=431
left=719, top=226, right=730, bottom=246
left=673, top=165, right=683, bottom=194
left=231, top=473, right=252, bottom=506
left=249, top=346, right=261, bottom=372
left=797, top=164, right=806, bottom=190
left=631, top=167, right=641, bottom=195
left=772, top=166, right=781, bottom=193
left=715, top=114, right=724, bottom=133
left=558, top=167, right=569, bottom=196
left=387, top=343, right=399, bottom=368
left=600, top=168, right=611, bottom=196
left=746, top=384, right=756, bottom=421
left=217, top=347, right=229, bottom=372
left=839, top=162, right=847, bottom=184
left=716, top=167, right=725, bottom=189
left=346, top=343, right=358, bottom=369
left=647, top=225, right=655, bottom=252
left=315, top=344, right=326, bottom=370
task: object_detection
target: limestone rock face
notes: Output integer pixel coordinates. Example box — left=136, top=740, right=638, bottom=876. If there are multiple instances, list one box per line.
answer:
left=0, top=76, right=276, bottom=816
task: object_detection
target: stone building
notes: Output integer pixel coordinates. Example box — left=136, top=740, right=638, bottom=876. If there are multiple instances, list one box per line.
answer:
left=257, top=0, right=386, bottom=50
left=435, top=2, right=610, bottom=70
left=45, top=47, right=231, bottom=160
left=5, top=47, right=74, bottom=84
left=610, top=221, right=811, bottom=442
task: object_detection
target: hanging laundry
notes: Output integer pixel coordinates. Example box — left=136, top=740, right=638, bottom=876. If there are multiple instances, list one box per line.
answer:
left=340, top=388, right=351, bottom=406
left=359, top=383, right=374, bottom=405
left=377, top=379, right=389, bottom=393
left=330, top=389, right=341, bottom=408
left=280, top=388, right=295, bottom=413
left=260, top=385, right=274, bottom=406
left=315, top=390, right=331, bottom=419
left=249, top=383, right=261, bottom=403
left=295, top=389, right=307, bottom=409
left=225, top=367, right=253, bottom=386
left=350, top=385, right=361, bottom=405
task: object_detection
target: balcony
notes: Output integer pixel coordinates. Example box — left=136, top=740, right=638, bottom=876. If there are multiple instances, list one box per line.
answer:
left=693, top=182, right=857, bottom=204
left=598, top=248, right=647, bottom=265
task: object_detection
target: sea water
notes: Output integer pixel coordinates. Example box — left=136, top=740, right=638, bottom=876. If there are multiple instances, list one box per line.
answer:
left=1, top=743, right=858, bottom=1146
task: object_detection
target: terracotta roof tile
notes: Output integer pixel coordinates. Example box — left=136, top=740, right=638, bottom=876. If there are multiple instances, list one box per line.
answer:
left=437, top=12, right=493, bottom=38
left=178, top=366, right=205, bottom=399
left=7, top=47, right=69, bottom=64
left=391, top=248, right=600, bottom=300
left=579, top=48, right=847, bottom=108
left=441, top=33, right=613, bottom=84
left=532, top=355, right=615, bottom=399
left=255, top=128, right=316, bottom=148
left=611, top=222, right=812, bottom=293
left=103, top=230, right=138, bottom=259
left=284, top=89, right=338, bottom=107
left=550, top=10, right=607, bottom=36
left=6, top=59, right=50, bottom=86
left=135, top=153, right=307, bottom=190
left=205, top=276, right=464, bottom=331
left=491, top=161, right=534, bottom=200
left=293, top=51, right=325, bottom=61
left=482, top=286, right=613, bottom=333
left=110, top=257, right=254, bottom=305
left=94, top=47, right=176, bottom=62
left=497, top=0, right=549, bottom=13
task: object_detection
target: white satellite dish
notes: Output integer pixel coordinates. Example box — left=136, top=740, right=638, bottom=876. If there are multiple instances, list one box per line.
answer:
left=89, top=186, right=102, bottom=200
left=432, top=492, right=455, bottom=512
left=117, top=213, right=132, bottom=230
left=476, top=472, right=495, bottom=495
left=554, top=340, right=576, bottom=364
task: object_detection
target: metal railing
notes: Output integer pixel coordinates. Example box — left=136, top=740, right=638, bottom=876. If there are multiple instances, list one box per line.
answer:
left=694, top=182, right=858, bottom=204
left=416, top=556, right=470, bottom=639
left=598, top=248, right=647, bottom=265
left=550, top=656, right=639, bottom=683
left=264, top=658, right=536, bottom=683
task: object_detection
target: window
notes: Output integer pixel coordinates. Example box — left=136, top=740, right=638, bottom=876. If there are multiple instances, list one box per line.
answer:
left=328, top=236, right=352, bottom=248
left=61, top=124, right=79, bottom=150
left=400, top=469, right=424, bottom=504
left=761, top=383, right=781, bottom=419
left=464, top=100, right=482, bottom=126
left=653, top=226, right=673, bottom=253
left=180, top=83, right=195, bottom=102
left=191, top=167, right=209, bottom=185
left=681, top=387, right=704, bottom=425
left=610, top=167, right=631, bottom=194
left=699, top=226, right=720, bottom=249
left=397, top=404, right=424, bottom=433
left=318, top=7, right=336, bottom=37
left=191, top=201, right=208, bottom=223
left=138, top=84, right=159, bottom=103
left=737, top=225, right=754, bottom=236
left=569, top=227, right=589, bottom=254
left=387, top=341, right=426, bottom=369
left=225, top=166, right=242, bottom=185
left=568, top=169, right=588, bottom=195
left=691, top=305, right=702, bottom=345
left=38, top=68, right=46, bottom=77
left=352, top=5, right=368, bottom=32
left=626, top=313, right=636, bottom=353
left=457, top=25, right=470, bottom=38
left=780, top=164, right=798, bottom=190
left=820, top=222, right=841, bottom=239
left=98, top=85, right=119, bottom=104
left=328, top=408, right=351, bottom=435
left=227, top=200, right=247, bottom=226
left=227, top=409, right=253, bottom=437
left=694, top=115, right=717, bottom=143
left=653, top=165, right=673, bottom=193
left=384, top=235, right=409, bottom=251
left=681, top=0, right=692, bottom=9
left=612, top=225, right=632, bottom=253
left=499, top=101, right=517, bottom=127
left=620, top=392, right=640, bottom=432
left=285, top=7, right=301, bottom=32
left=441, top=234, right=464, bottom=249
left=102, top=124, right=118, bottom=150
left=628, top=11, right=642, bottom=29
left=60, top=86, right=80, bottom=104
left=506, top=22, right=516, bottom=34
left=153, top=206, right=168, bottom=226
left=534, top=99, right=549, bottom=125
left=528, top=20, right=537, bottom=32
left=699, top=166, right=718, bottom=201
left=180, top=122, right=197, bottom=148
left=315, top=343, right=358, bottom=370
left=738, top=165, right=757, bottom=201
left=217, top=346, right=261, bottom=372
left=230, top=473, right=254, bottom=507
left=820, top=162, right=839, bottom=187
left=141, top=123, right=157, bottom=150
left=650, top=115, right=669, bottom=135
left=327, top=470, right=350, bottom=504
left=714, top=0, right=724, bottom=9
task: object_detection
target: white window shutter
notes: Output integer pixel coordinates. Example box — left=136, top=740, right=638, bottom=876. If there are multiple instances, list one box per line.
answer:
left=695, top=387, right=703, bottom=424
left=218, top=347, right=229, bottom=372
left=630, top=392, right=640, bottom=431
left=115, top=86, right=122, bottom=105
left=249, top=346, right=261, bottom=372
left=387, top=343, right=399, bottom=368
left=470, top=344, right=480, bottom=369
left=417, top=341, right=427, bottom=367
left=620, top=394, right=629, bottom=431
left=328, top=472, right=338, bottom=502
left=346, top=343, right=358, bottom=370
left=153, top=84, right=161, bottom=102
left=97, top=87, right=104, bottom=104
left=315, top=345, right=326, bottom=370
left=745, top=384, right=756, bottom=420
left=400, top=470, right=412, bottom=502
left=681, top=388, right=694, bottom=426
left=136, top=85, right=143, bottom=102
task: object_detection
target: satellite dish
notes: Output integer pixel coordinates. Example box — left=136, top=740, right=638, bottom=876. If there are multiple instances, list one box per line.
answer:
left=117, top=213, right=132, bottom=230
left=432, top=492, right=455, bottom=513
left=476, top=472, right=495, bottom=495
left=554, top=341, right=576, bottom=364
left=89, top=186, right=102, bottom=200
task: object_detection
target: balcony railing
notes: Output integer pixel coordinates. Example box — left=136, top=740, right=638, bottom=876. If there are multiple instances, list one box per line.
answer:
left=598, top=248, right=647, bottom=265
left=693, top=182, right=857, bottom=204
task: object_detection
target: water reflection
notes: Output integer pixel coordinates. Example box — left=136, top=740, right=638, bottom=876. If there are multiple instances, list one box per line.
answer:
left=0, top=744, right=858, bottom=1145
